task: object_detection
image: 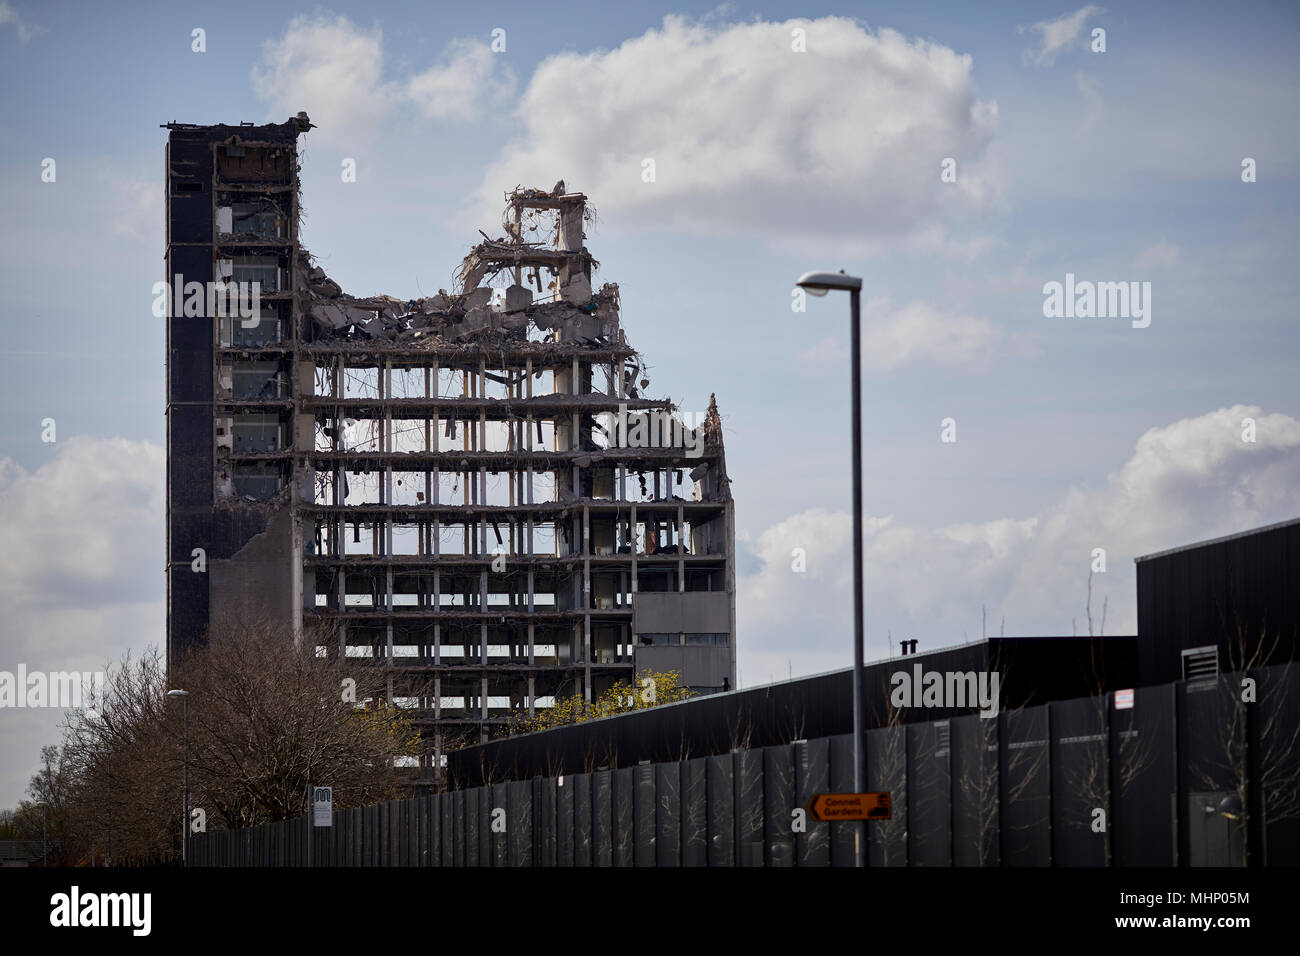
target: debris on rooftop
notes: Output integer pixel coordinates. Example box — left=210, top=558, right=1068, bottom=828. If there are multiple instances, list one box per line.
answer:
left=301, top=183, right=621, bottom=348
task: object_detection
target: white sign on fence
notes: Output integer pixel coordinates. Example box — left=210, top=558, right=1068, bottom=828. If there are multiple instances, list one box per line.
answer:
left=313, top=786, right=333, bottom=827
left=1114, top=688, right=1134, bottom=710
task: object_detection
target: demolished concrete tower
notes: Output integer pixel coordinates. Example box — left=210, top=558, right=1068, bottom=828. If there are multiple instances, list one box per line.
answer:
left=164, top=118, right=736, bottom=781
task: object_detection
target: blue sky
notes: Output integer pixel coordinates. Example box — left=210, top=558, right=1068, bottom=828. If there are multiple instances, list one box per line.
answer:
left=1, top=0, right=1298, bottom=803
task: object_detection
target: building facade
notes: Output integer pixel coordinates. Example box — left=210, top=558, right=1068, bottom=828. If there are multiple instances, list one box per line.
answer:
left=164, top=117, right=737, bottom=780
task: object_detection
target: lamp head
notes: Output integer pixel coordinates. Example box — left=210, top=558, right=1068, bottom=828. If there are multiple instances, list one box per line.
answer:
left=796, top=269, right=862, bottom=295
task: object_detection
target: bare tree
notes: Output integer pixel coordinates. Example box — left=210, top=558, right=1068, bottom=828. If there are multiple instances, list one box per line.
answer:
left=1193, top=620, right=1300, bottom=864
left=870, top=703, right=908, bottom=866
left=950, top=644, right=1047, bottom=866
left=1065, top=576, right=1153, bottom=864
left=51, top=618, right=419, bottom=862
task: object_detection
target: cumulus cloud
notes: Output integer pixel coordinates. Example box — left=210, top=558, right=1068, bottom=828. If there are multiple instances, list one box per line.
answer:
left=252, top=12, right=390, bottom=146
left=405, top=38, right=516, bottom=121
left=477, top=15, right=999, bottom=243
left=801, top=297, right=1035, bottom=373
left=738, top=405, right=1300, bottom=684
left=252, top=13, right=516, bottom=145
left=0, top=437, right=165, bottom=804
left=1019, top=5, right=1105, bottom=67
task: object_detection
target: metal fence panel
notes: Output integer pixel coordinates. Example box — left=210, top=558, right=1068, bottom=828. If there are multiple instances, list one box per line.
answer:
left=613, top=767, right=634, bottom=867
left=763, top=744, right=795, bottom=867
left=452, top=790, right=466, bottom=867
left=1258, top=665, right=1300, bottom=864
left=557, top=775, right=575, bottom=866
left=440, top=792, right=454, bottom=867
left=950, top=713, right=995, bottom=866
left=491, top=783, right=509, bottom=866
left=655, top=762, right=681, bottom=867
left=633, top=764, right=656, bottom=866
left=431, top=790, right=447, bottom=868
left=906, top=721, right=948, bottom=866
left=1178, top=676, right=1244, bottom=866
left=572, top=773, right=593, bottom=867
left=682, top=758, right=709, bottom=867
left=706, top=754, right=734, bottom=867
left=464, top=788, right=480, bottom=867
left=829, top=733, right=856, bottom=867
left=867, top=724, right=908, bottom=867
left=539, top=777, right=558, bottom=867
left=794, top=738, right=831, bottom=867
left=1112, top=683, right=1174, bottom=865
left=1050, top=696, right=1107, bottom=867
left=734, top=749, right=764, bottom=867
left=593, top=770, right=613, bottom=867
left=508, top=780, right=532, bottom=866
left=1000, top=706, right=1051, bottom=866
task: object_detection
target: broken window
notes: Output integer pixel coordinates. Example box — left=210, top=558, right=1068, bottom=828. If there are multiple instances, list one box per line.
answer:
left=231, top=462, right=283, bottom=500
left=231, top=361, right=285, bottom=399
left=229, top=200, right=284, bottom=237
left=231, top=412, right=285, bottom=452
left=217, top=144, right=291, bottom=182
left=219, top=308, right=282, bottom=347
left=684, top=632, right=728, bottom=646
left=231, top=255, right=281, bottom=292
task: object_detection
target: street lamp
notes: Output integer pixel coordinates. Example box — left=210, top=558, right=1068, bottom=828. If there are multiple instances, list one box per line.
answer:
left=796, top=269, right=866, bottom=868
left=167, top=689, right=189, bottom=867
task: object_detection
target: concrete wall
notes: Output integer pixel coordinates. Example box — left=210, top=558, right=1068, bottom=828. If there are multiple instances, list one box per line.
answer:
left=209, top=504, right=297, bottom=632
left=634, top=645, right=731, bottom=688
left=632, top=592, right=730, bottom=634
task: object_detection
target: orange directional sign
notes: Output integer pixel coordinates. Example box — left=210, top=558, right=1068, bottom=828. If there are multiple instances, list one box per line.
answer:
left=807, top=792, right=892, bottom=822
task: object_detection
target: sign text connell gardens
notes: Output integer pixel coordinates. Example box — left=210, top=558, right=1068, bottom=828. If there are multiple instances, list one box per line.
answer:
left=807, top=792, right=892, bottom=822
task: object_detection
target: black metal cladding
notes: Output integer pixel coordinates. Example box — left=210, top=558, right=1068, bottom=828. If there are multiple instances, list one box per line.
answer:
left=164, top=120, right=303, bottom=664
left=1137, top=517, right=1300, bottom=686
left=450, top=635, right=1135, bottom=786
left=165, top=135, right=216, bottom=665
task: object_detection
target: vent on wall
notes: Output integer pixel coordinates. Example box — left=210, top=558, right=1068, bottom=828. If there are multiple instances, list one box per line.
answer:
left=1181, top=645, right=1219, bottom=681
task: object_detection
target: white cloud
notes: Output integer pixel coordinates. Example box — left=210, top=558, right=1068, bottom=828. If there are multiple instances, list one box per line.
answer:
left=738, top=405, right=1300, bottom=684
left=405, top=38, right=516, bottom=121
left=801, top=297, right=1034, bottom=373
left=0, top=437, right=165, bottom=805
left=252, top=13, right=516, bottom=145
left=476, top=15, right=998, bottom=243
left=252, top=13, right=391, bottom=146
left=0, top=1, right=40, bottom=44
left=1019, top=5, right=1105, bottom=67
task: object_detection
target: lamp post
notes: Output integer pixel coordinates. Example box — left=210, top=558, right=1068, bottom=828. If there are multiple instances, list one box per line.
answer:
left=167, top=689, right=189, bottom=867
left=796, top=269, right=866, bottom=867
